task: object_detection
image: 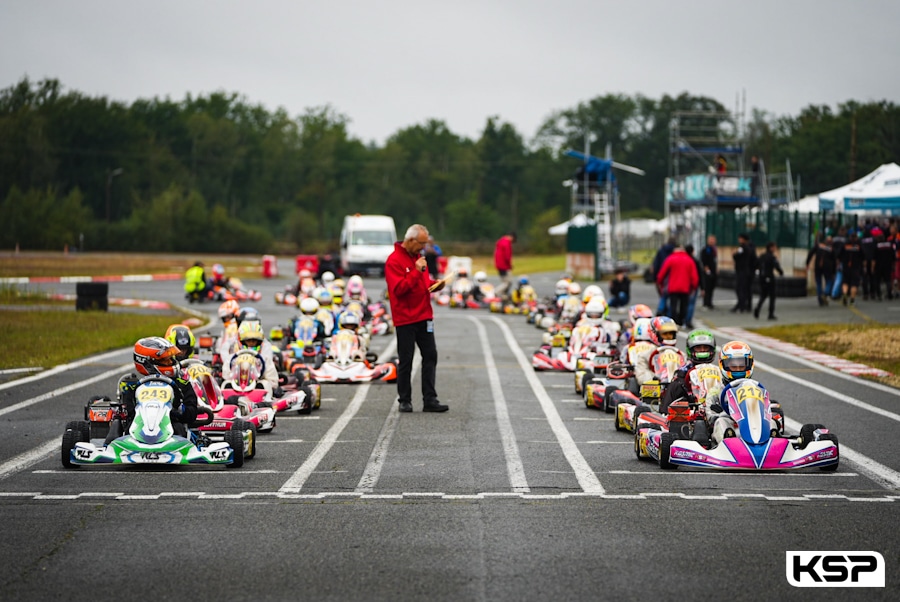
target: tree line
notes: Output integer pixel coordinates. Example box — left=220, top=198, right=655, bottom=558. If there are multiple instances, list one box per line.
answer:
left=1, top=77, right=897, bottom=254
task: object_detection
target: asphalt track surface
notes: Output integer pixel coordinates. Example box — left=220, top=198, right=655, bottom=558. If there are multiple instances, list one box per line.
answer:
left=2, top=260, right=899, bottom=600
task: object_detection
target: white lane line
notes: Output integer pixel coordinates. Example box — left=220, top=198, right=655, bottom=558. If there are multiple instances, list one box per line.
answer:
left=489, top=316, right=605, bottom=495
left=0, top=439, right=58, bottom=481
left=0, top=364, right=131, bottom=418
left=0, top=367, right=43, bottom=375
left=0, top=348, right=130, bottom=392
left=272, top=416, right=321, bottom=420
left=752, top=359, right=900, bottom=424
left=468, top=316, right=529, bottom=493
left=279, top=338, right=397, bottom=493
left=783, top=417, right=900, bottom=490
left=355, top=354, right=421, bottom=493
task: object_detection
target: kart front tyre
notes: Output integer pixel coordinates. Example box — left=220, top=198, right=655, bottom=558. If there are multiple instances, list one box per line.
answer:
left=658, top=432, right=678, bottom=470
left=61, top=421, right=83, bottom=469
left=799, top=423, right=826, bottom=450
left=232, top=419, right=256, bottom=459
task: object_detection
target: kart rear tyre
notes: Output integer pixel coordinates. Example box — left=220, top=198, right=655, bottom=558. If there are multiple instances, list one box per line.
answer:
left=818, top=433, right=839, bottom=472
left=633, top=406, right=651, bottom=431
left=614, top=407, right=624, bottom=431
left=634, top=432, right=644, bottom=460
left=603, top=389, right=615, bottom=414
left=224, top=429, right=245, bottom=468
left=692, top=420, right=710, bottom=448
left=658, top=432, right=678, bottom=470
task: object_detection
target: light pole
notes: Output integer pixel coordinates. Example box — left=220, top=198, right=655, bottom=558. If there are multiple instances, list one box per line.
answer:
left=105, top=168, right=123, bottom=223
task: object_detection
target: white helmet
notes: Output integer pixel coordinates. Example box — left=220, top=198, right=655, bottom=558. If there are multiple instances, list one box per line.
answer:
left=555, top=279, right=569, bottom=296
left=474, top=271, right=487, bottom=283
left=584, top=299, right=608, bottom=325
left=300, top=297, right=319, bottom=315
left=582, top=284, right=602, bottom=304
left=321, top=271, right=335, bottom=285
left=568, top=281, right=582, bottom=296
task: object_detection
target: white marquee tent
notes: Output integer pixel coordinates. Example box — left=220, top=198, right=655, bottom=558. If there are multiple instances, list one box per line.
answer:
left=818, top=162, right=900, bottom=214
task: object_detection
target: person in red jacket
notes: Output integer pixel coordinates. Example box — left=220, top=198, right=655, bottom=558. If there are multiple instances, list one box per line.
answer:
left=656, top=245, right=700, bottom=327
left=385, top=224, right=448, bottom=413
left=494, top=231, right=516, bottom=300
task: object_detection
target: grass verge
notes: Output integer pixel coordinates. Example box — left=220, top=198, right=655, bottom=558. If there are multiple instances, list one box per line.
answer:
left=0, top=251, right=259, bottom=278
left=755, top=323, right=900, bottom=389
left=0, top=309, right=195, bottom=371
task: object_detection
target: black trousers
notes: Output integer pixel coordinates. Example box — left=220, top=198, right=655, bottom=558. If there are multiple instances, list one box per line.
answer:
left=703, top=272, right=717, bottom=307
left=736, top=272, right=754, bottom=311
left=668, top=292, right=689, bottom=325
left=395, top=320, right=438, bottom=405
left=756, top=278, right=776, bottom=317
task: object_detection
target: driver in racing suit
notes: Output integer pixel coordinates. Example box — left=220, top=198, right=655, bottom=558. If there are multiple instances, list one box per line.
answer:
left=224, top=320, right=280, bottom=395
left=659, top=329, right=722, bottom=414
left=708, top=340, right=756, bottom=446
left=633, top=316, right=679, bottom=387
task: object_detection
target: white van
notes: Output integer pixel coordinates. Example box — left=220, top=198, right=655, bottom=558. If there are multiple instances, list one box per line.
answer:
left=340, top=214, right=397, bottom=276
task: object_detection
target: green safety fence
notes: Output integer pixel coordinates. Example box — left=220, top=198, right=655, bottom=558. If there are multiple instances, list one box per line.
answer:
left=705, top=210, right=870, bottom=248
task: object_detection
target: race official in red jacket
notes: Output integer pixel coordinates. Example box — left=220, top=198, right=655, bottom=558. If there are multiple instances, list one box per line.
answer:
left=385, top=224, right=448, bottom=413
left=656, top=246, right=700, bottom=327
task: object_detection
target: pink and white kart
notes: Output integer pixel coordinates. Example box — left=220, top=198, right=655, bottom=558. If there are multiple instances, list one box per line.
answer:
left=574, top=344, right=618, bottom=396
left=532, top=323, right=602, bottom=372
left=367, top=302, right=394, bottom=335
left=651, top=378, right=839, bottom=471
left=612, top=346, right=687, bottom=433
left=224, top=350, right=313, bottom=415
left=309, top=330, right=398, bottom=384
left=181, top=361, right=271, bottom=459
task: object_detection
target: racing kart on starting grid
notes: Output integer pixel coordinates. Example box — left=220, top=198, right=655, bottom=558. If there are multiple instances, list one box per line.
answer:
left=308, top=330, right=398, bottom=384
left=612, top=346, right=687, bottom=433
left=62, top=375, right=243, bottom=469
left=532, top=323, right=602, bottom=372
left=649, top=378, right=838, bottom=471
left=223, top=349, right=315, bottom=414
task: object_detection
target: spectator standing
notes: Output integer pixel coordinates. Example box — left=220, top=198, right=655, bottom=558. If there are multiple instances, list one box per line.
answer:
left=874, top=227, right=894, bottom=300
left=656, top=246, right=699, bottom=327
left=385, top=224, right=448, bottom=413
left=683, top=244, right=703, bottom=329
left=754, top=242, right=784, bottom=320
left=731, top=233, right=757, bottom=313
left=652, top=237, right=677, bottom=316
left=699, top=234, right=718, bottom=309
left=840, top=232, right=863, bottom=305
left=608, top=268, right=631, bottom=311
left=806, top=234, right=836, bottom=306
left=494, top=231, right=516, bottom=299
left=861, top=223, right=877, bottom=300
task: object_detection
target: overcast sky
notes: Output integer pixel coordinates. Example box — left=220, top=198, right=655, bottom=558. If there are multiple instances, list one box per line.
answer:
left=3, top=0, right=899, bottom=145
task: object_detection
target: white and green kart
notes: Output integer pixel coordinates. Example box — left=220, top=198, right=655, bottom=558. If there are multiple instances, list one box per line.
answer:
left=62, top=376, right=243, bottom=468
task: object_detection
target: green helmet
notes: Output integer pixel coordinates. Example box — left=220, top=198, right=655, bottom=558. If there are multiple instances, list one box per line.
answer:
left=686, top=329, right=716, bottom=364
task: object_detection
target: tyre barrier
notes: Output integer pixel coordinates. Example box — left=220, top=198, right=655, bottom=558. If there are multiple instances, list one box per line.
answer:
left=76, top=282, right=109, bottom=311
left=716, top=270, right=808, bottom=298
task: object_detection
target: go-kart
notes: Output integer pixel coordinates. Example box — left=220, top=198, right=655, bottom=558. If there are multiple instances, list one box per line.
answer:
left=367, top=301, right=394, bottom=335
left=183, top=361, right=270, bottom=457
left=62, top=375, right=243, bottom=468
left=634, top=363, right=724, bottom=461
left=206, top=277, right=263, bottom=302
left=309, top=330, right=397, bottom=383
left=224, top=350, right=314, bottom=414
left=651, top=378, right=838, bottom=471
left=613, top=346, right=687, bottom=433
left=532, top=323, right=601, bottom=372
left=574, top=346, right=617, bottom=396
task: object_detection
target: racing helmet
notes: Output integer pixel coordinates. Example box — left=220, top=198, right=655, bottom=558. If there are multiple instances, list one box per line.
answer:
left=686, top=329, right=717, bottom=364
left=315, top=287, right=333, bottom=307
left=300, top=277, right=316, bottom=296
left=518, top=275, right=529, bottom=285
left=238, top=320, right=265, bottom=351
left=300, top=297, right=319, bottom=316
left=218, top=300, right=240, bottom=323
left=164, top=324, right=196, bottom=361
left=584, top=299, right=609, bottom=326
left=457, top=268, right=469, bottom=278
left=474, top=271, right=487, bottom=283
left=212, top=263, right=225, bottom=279
left=582, top=284, right=602, bottom=304
left=628, top=304, right=653, bottom=324
left=720, top=340, right=753, bottom=381
left=298, top=269, right=312, bottom=279
left=632, top=317, right=653, bottom=342
left=347, top=275, right=365, bottom=300
left=554, top=279, right=570, bottom=296
left=650, top=316, right=678, bottom=346
left=339, top=312, right=360, bottom=331
left=133, top=336, right=181, bottom=377
left=329, top=281, right=345, bottom=305
left=236, top=307, right=260, bottom=326
left=320, top=271, right=335, bottom=286
left=568, top=282, right=582, bottom=296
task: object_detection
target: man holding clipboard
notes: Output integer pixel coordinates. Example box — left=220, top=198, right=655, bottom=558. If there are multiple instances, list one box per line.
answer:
left=385, top=224, right=449, bottom=413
